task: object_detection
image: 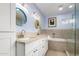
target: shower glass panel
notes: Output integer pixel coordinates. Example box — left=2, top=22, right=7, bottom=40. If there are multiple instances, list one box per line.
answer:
left=67, top=3, right=79, bottom=56
left=64, top=3, right=75, bottom=56
left=76, top=3, right=79, bottom=56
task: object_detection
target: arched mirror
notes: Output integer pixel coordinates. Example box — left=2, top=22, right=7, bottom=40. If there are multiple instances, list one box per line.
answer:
left=16, top=7, right=27, bottom=26
left=34, top=20, right=40, bottom=29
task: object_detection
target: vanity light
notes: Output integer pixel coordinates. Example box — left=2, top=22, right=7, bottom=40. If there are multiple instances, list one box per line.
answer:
left=21, top=3, right=28, bottom=8
left=69, top=5, right=73, bottom=8
left=24, top=4, right=28, bottom=8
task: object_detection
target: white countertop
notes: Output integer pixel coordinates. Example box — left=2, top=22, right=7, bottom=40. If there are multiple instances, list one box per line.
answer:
left=16, top=35, right=48, bottom=44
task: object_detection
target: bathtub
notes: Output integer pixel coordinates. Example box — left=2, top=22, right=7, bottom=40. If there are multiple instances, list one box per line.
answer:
left=48, top=36, right=67, bottom=51
left=48, top=38, right=67, bottom=42
left=66, top=39, right=75, bottom=56
left=48, top=36, right=75, bottom=56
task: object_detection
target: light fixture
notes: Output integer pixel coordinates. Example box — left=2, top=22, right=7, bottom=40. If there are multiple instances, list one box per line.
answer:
left=24, top=4, right=28, bottom=8
left=58, top=5, right=63, bottom=11
left=69, top=5, right=73, bottom=8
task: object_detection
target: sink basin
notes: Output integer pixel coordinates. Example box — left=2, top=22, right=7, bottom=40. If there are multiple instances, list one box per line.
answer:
left=17, top=37, right=38, bottom=43
left=17, top=38, right=30, bottom=43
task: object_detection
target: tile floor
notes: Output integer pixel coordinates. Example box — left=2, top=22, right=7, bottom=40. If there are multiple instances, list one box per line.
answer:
left=45, top=50, right=66, bottom=56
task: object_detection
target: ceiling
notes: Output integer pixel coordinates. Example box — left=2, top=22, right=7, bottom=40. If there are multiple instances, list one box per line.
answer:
left=35, top=3, right=75, bottom=16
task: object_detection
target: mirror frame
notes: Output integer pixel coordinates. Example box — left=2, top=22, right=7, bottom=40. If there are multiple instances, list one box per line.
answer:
left=16, top=7, right=27, bottom=26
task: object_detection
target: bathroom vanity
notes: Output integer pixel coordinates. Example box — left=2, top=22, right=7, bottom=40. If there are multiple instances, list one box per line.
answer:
left=16, top=35, right=48, bottom=56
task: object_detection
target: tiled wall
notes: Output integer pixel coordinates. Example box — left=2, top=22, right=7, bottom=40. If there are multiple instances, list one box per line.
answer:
left=40, top=29, right=75, bottom=53
left=76, top=29, right=79, bottom=55
left=41, top=29, right=75, bottom=39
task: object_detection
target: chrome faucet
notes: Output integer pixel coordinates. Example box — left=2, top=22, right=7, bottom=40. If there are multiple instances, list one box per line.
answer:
left=17, top=29, right=25, bottom=38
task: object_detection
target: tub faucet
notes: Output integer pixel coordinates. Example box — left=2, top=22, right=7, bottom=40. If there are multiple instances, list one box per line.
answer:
left=52, top=33, right=55, bottom=38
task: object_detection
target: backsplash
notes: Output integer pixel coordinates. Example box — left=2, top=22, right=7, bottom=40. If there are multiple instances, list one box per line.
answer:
left=16, top=32, right=38, bottom=38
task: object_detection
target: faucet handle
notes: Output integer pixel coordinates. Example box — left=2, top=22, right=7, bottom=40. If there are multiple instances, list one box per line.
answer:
left=52, top=33, right=55, bottom=35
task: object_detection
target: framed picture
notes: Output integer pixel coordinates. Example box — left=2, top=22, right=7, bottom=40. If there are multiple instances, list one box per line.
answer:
left=48, top=17, right=57, bottom=27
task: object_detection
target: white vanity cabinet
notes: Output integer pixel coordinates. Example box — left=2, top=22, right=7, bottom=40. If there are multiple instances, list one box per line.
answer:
left=25, top=38, right=48, bottom=56
left=16, top=37, right=48, bottom=56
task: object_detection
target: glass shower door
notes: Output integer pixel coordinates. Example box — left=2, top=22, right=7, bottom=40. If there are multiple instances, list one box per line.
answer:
left=67, top=3, right=79, bottom=56
left=75, top=3, right=79, bottom=56
left=66, top=3, right=75, bottom=56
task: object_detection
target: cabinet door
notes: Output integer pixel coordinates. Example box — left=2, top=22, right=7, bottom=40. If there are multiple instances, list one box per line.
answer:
left=25, top=38, right=48, bottom=56
left=33, top=51, right=39, bottom=56
left=0, top=33, right=10, bottom=56
left=37, top=45, right=42, bottom=56
left=0, top=3, right=10, bottom=31
left=16, top=42, right=25, bottom=56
